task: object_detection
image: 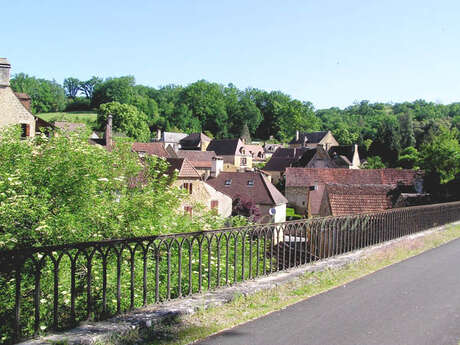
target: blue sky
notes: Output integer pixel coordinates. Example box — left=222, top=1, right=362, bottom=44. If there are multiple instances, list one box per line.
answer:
left=3, top=0, right=460, bottom=109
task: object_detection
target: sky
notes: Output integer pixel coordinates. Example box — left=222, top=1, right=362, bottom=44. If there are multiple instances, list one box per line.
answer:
left=3, top=0, right=460, bottom=109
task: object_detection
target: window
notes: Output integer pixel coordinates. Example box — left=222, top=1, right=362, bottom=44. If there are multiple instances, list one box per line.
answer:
left=225, top=179, right=232, bottom=186
left=184, top=206, right=193, bottom=216
left=247, top=180, right=254, bottom=186
left=211, top=200, right=219, bottom=209
left=241, top=157, right=247, bottom=166
left=21, top=124, right=30, bottom=138
left=182, top=183, right=193, bottom=194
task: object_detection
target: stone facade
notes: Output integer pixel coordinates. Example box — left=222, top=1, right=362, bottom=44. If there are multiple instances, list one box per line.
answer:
left=173, top=178, right=232, bottom=217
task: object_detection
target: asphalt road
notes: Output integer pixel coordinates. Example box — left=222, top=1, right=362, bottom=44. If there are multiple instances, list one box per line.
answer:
left=195, top=238, right=460, bottom=345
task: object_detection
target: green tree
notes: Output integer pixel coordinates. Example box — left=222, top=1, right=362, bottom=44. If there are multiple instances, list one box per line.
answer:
left=63, top=77, right=81, bottom=99
left=397, top=146, right=419, bottom=169
left=362, top=156, right=386, bottom=169
left=97, top=102, right=151, bottom=141
left=10, top=73, right=67, bottom=113
left=79, top=76, right=102, bottom=99
left=240, top=123, right=251, bottom=143
left=91, top=76, right=136, bottom=108
left=419, top=127, right=460, bottom=184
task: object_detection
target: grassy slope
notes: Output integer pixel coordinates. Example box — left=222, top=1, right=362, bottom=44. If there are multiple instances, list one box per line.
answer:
left=138, top=223, right=460, bottom=345
left=38, top=111, right=98, bottom=129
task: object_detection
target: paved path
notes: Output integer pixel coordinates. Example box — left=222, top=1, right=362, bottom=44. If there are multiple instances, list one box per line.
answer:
left=195, top=238, right=460, bottom=345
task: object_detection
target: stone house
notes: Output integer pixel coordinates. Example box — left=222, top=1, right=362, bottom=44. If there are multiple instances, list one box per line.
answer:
left=156, top=130, right=188, bottom=151
left=244, top=144, right=265, bottom=162
left=289, top=130, right=339, bottom=150
left=206, top=170, right=288, bottom=223
left=166, top=157, right=232, bottom=217
left=0, top=58, right=36, bottom=137
left=328, top=145, right=361, bottom=169
left=285, top=168, right=420, bottom=217
left=206, top=138, right=252, bottom=171
left=179, top=132, right=212, bottom=151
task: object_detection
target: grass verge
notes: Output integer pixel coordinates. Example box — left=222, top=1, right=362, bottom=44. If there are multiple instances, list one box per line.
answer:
left=38, top=111, right=98, bottom=129
left=134, top=223, right=460, bottom=345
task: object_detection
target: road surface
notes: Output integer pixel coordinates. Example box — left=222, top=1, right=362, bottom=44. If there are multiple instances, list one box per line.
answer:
left=195, top=238, right=460, bottom=345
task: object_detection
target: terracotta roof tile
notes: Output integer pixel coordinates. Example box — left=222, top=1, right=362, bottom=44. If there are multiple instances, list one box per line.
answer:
left=325, top=184, right=393, bottom=216
left=206, top=171, right=287, bottom=205
left=132, top=142, right=170, bottom=158
left=285, top=168, right=417, bottom=187
left=166, top=158, right=201, bottom=179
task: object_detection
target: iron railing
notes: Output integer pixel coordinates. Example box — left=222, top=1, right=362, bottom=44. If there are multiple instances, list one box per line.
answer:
left=1, top=201, right=459, bottom=344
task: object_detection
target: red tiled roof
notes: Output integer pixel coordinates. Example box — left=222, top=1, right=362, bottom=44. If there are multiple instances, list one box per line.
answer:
left=132, top=142, right=170, bottom=158
left=286, top=168, right=417, bottom=215
left=206, top=171, right=287, bottom=205
left=166, top=158, right=201, bottom=179
left=285, top=168, right=417, bottom=187
left=175, top=150, right=216, bottom=169
left=325, top=184, right=393, bottom=216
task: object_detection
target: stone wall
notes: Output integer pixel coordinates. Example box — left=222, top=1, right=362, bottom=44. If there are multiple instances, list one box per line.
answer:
left=285, top=186, right=308, bottom=215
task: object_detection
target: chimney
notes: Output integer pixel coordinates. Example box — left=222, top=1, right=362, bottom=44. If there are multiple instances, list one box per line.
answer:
left=105, top=115, right=113, bottom=150
left=0, top=58, right=11, bottom=87
left=211, top=156, right=223, bottom=178
left=157, top=129, right=162, bottom=141
left=295, top=130, right=299, bottom=141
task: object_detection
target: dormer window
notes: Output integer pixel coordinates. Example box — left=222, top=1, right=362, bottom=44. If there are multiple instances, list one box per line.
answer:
left=247, top=180, right=254, bottom=186
left=225, top=179, right=232, bottom=186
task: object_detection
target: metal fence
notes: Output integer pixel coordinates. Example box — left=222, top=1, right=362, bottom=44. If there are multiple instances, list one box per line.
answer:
left=1, top=201, right=459, bottom=344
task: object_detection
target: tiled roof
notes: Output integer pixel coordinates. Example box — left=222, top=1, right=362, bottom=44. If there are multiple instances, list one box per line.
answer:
left=285, top=168, right=417, bottom=187
left=132, top=142, right=170, bottom=158
left=207, top=138, right=245, bottom=156
left=264, top=147, right=317, bottom=171
left=206, top=171, right=287, bottom=205
left=289, top=131, right=328, bottom=144
left=179, top=133, right=212, bottom=147
left=175, top=150, right=216, bottom=169
left=325, top=184, right=393, bottom=216
left=162, top=132, right=188, bottom=143
left=166, top=158, right=201, bottom=179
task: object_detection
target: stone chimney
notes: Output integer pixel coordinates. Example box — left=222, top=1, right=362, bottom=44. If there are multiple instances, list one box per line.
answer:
left=105, top=115, right=113, bottom=150
left=211, top=156, right=223, bottom=178
left=156, top=129, right=162, bottom=141
left=0, top=58, right=11, bottom=87
left=295, top=130, right=299, bottom=142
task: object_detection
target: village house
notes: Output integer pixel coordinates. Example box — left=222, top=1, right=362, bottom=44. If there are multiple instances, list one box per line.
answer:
left=206, top=169, right=288, bottom=223
left=244, top=143, right=265, bottom=162
left=206, top=138, right=252, bottom=171
left=0, top=58, right=36, bottom=137
left=155, top=130, right=188, bottom=151
left=132, top=141, right=170, bottom=158
left=285, top=168, right=421, bottom=217
left=179, top=132, right=212, bottom=151
left=318, top=184, right=394, bottom=216
left=263, top=143, right=283, bottom=160
left=289, top=130, right=339, bottom=150
left=175, top=150, right=217, bottom=179
left=166, top=157, right=232, bottom=217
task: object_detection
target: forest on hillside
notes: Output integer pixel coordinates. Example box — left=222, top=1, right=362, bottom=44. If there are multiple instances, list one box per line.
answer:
left=9, top=73, right=460, bottom=191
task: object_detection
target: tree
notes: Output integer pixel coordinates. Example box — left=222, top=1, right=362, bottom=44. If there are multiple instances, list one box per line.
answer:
left=91, top=76, right=136, bottom=108
left=362, top=156, right=386, bottom=169
left=398, top=113, right=416, bottom=148
left=80, top=76, right=102, bottom=99
left=10, top=73, right=67, bottom=113
left=397, top=146, right=419, bottom=169
left=97, top=102, right=151, bottom=141
left=63, top=77, right=81, bottom=99
left=419, top=127, right=460, bottom=184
